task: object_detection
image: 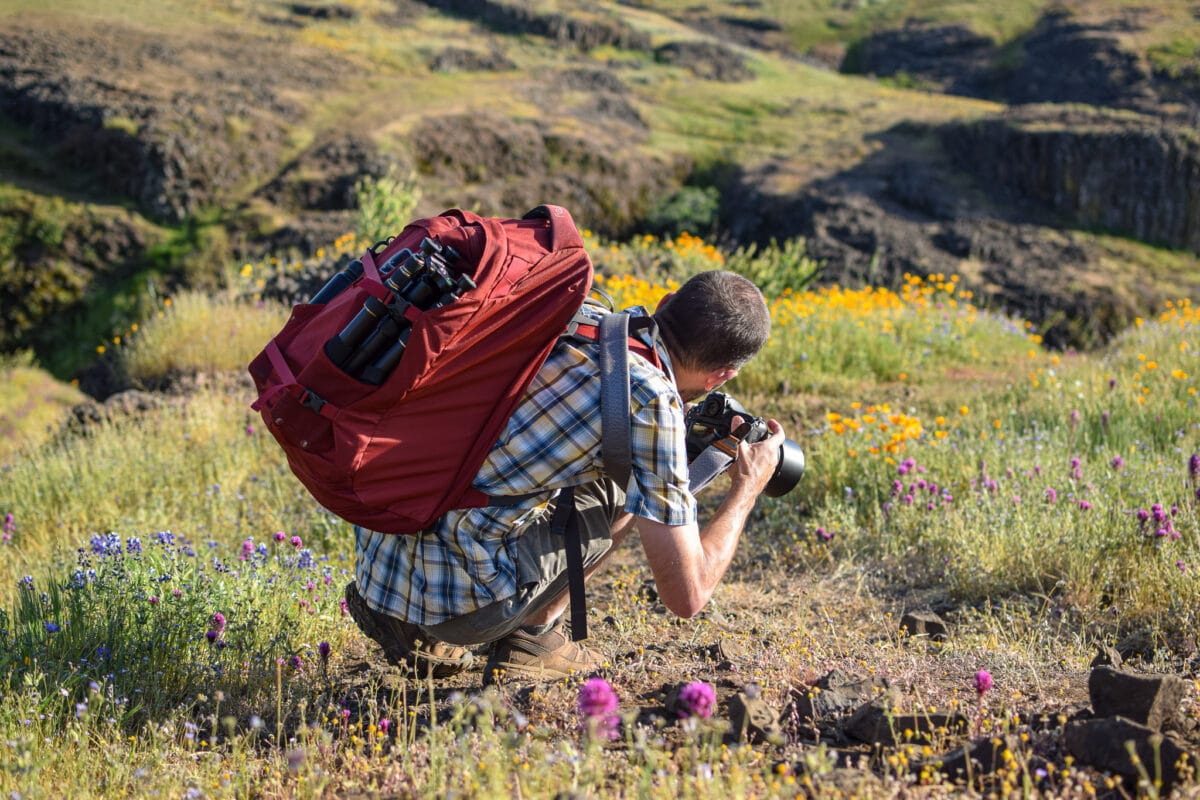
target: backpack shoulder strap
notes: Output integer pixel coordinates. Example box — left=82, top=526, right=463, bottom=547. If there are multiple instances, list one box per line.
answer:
left=598, top=312, right=632, bottom=490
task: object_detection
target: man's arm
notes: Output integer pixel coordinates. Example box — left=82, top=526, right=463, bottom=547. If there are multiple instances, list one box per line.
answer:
left=637, top=419, right=786, bottom=618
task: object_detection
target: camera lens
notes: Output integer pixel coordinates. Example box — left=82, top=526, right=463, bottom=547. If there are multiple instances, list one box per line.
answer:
left=764, top=438, right=805, bottom=497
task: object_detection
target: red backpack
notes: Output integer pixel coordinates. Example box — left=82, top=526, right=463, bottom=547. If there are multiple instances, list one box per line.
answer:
left=248, top=205, right=657, bottom=536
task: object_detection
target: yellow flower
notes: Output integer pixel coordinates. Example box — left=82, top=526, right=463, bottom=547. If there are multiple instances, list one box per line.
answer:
left=958, top=405, right=969, bottom=416
left=1172, top=369, right=1188, bottom=380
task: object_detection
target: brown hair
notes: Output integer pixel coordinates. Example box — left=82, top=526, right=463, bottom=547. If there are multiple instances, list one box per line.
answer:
left=653, top=270, right=770, bottom=371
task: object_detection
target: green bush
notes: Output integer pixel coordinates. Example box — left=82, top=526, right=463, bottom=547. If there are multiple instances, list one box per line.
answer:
left=355, top=168, right=421, bottom=245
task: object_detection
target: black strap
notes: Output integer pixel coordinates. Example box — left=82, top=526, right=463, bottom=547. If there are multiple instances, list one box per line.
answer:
left=598, top=313, right=633, bottom=491
left=550, top=486, right=588, bottom=641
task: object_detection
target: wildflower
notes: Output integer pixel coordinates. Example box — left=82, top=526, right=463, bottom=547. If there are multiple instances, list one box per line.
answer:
left=1151, top=504, right=1168, bottom=524
left=898, top=458, right=916, bottom=476
left=677, top=681, right=717, bottom=719
left=1079, top=500, right=1092, bottom=511
left=240, top=539, right=255, bottom=560
left=1069, top=409, right=1080, bottom=429
left=1110, top=455, right=1124, bottom=471
left=815, top=526, right=833, bottom=541
left=1070, top=458, right=1083, bottom=481
left=1189, top=454, right=1200, bottom=485
left=245, top=424, right=256, bottom=436
left=44, top=622, right=60, bottom=633
left=148, top=596, right=159, bottom=605
left=974, top=669, right=993, bottom=696
left=380, top=718, right=391, bottom=734
left=3, top=512, right=14, bottom=540
left=206, top=630, right=219, bottom=644
left=126, top=537, right=142, bottom=555
left=1178, top=560, right=1187, bottom=573
left=273, top=531, right=286, bottom=543
left=1045, top=488, right=1057, bottom=504
left=211, top=612, right=226, bottom=632
left=290, top=535, right=303, bottom=549
left=290, top=655, right=303, bottom=669
left=318, top=641, right=331, bottom=662
left=578, top=677, right=620, bottom=741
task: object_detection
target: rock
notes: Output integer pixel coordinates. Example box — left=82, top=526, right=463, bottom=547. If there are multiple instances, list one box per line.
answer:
left=1090, top=643, right=1124, bottom=670
left=654, top=41, right=753, bottom=82
left=727, top=691, right=785, bottom=745
left=940, top=106, right=1200, bottom=256
left=1088, top=666, right=1189, bottom=732
left=844, top=699, right=969, bottom=746
left=786, top=670, right=895, bottom=726
left=1064, top=717, right=1198, bottom=793
left=898, top=610, right=950, bottom=641
left=914, top=734, right=1025, bottom=785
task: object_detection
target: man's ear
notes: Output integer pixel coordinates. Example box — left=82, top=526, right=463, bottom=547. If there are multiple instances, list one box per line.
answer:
left=704, top=367, right=738, bottom=392
left=654, top=291, right=676, bottom=313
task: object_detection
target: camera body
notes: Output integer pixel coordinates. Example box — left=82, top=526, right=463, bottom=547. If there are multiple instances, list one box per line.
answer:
left=684, top=392, right=805, bottom=497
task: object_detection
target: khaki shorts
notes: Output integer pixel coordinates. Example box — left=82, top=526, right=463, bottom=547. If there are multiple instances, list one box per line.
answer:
left=420, top=479, right=624, bottom=646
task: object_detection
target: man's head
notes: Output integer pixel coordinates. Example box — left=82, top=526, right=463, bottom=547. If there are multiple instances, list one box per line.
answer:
left=653, top=270, right=770, bottom=402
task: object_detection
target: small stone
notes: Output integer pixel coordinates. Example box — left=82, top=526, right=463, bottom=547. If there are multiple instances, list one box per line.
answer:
left=1088, top=666, right=1189, bottom=731
left=1064, top=717, right=1198, bottom=793
left=727, top=692, right=785, bottom=745
left=898, top=610, right=950, bottom=641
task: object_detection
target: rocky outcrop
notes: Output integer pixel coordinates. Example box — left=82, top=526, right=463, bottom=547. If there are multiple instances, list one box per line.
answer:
left=410, top=112, right=681, bottom=236
left=0, top=24, right=343, bottom=223
left=843, top=8, right=1183, bottom=117
left=416, top=0, right=651, bottom=52
left=941, top=106, right=1200, bottom=254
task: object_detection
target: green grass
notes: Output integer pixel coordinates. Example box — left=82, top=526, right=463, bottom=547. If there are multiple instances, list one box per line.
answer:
left=2, top=233, right=1200, bottom=796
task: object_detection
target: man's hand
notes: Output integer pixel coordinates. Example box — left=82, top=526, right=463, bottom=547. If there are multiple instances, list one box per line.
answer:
left=728, top=416, right=786, bottom=496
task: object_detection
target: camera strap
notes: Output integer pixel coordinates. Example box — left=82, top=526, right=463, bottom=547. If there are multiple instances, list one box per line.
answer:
left=687, top=445, right=737, bottom=495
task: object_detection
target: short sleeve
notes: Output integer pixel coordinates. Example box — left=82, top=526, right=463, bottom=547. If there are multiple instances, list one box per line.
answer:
left=622, top=384, right=697, bottom=526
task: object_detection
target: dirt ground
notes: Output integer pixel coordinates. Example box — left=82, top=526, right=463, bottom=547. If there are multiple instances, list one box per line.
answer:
left=330, top=530, right=1200, bottom=796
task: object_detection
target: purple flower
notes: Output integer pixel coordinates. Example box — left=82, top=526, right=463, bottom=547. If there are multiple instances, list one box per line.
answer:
left=1152, top=504, right=1168, bottom=524
left=1108, top=377, right=1117, bottom=391
left=974, top=669, right=993, bottom=696
left=1045, top=488, right=1057, bottom=504
left=3, top=513, right=14, bottom=541
left=1079, top=500, right=1092, bottom=511
left=1110, top=456, right=1125, bottom=471
left=379, top=718, right=391, bottom=733
left=290, top=654, right=303, bottom=669
left=245, top=424, right=256, bottom=436
left=1070, top=458, right=1083, bottom=481
left=677, top=681, right=717, bottom=719
left=211, top=612, right=226, bottom=632
left=1069, top=410, right=1080, bottom=429
left=318, top=641, right=331, bottom=662
left=816, top=526, right=833, bottom=541
left=898, top=458, right=916, bottom=476
left=206, top=630, right=219, bottom=644
left=44, top=621, right=60, bottom=633
left=289, top=535, right=303, bottom=549
left=578, top=677, right=620, bottom=740
left=274, top=531, right=286, bottom=543
left=1189, top=453, right=1200, bottom=484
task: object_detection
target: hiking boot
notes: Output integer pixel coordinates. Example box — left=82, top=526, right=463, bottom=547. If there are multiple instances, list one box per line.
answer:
left=344, top=581, right=473, bottom=679
left=482, top=619, right=604, bottom=685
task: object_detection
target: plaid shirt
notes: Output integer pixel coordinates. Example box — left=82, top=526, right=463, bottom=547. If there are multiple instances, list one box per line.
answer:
left=354, top=308, right=697, bottom=625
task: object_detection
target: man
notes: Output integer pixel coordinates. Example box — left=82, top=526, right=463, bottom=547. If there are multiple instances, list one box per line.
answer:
left=345, top=269, right=786, bottom=683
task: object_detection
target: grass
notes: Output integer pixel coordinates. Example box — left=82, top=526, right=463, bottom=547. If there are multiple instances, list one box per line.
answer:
left=2, top=224, right=1199, bottom=797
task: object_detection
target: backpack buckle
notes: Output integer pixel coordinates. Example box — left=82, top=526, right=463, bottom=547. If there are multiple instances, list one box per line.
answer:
left=299, top=389, right=327, bottom=413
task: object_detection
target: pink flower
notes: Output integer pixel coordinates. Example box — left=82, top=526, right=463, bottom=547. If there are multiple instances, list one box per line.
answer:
left=379, top=718, right=390, bottom=733
left=1079, top=500, right=1092, bottom=511
left=211, top=612, right=226, bottom=632
left=1110, top=456, right=1124, bottom=471
left=1045, top=488, right=1057, bottom=504
left=974, top=669, right=993, bottom=696
left=677, top=681, right=716, bottom=719
left=578, top=677, right=620, bottom=740
left=290, top=535, right=303, bottom=548
left=273, top=531, right=286, bottom=543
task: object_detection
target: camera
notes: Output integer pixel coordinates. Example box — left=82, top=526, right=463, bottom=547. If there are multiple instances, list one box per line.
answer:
left=684, top=392, right=805, bottom=497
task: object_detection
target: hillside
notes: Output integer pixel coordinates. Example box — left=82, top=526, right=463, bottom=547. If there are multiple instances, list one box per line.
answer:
left=3, top=0, right=1200, bottom=376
